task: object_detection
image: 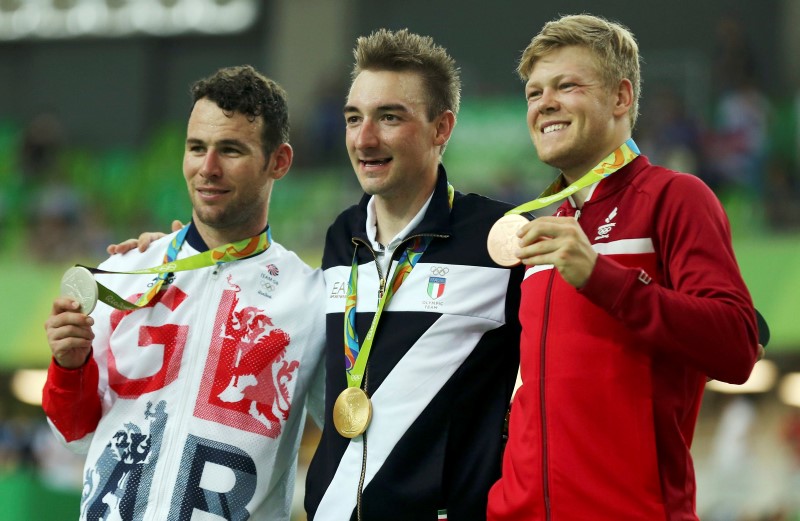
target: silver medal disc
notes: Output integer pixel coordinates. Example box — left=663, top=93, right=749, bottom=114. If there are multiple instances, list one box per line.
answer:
left=60, top=266, right=99, bottom=314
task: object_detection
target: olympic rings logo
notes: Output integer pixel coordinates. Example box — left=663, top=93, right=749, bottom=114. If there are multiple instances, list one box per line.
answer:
left=430, top=266, right=450, bottom=276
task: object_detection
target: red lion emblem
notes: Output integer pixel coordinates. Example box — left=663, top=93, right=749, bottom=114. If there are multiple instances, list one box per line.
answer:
left=196, top=285, right=300, bottom=438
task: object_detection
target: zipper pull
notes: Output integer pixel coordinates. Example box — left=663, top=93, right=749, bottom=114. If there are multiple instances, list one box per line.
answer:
left=574, top=209, right=581, bottom=221
left=378, top=277, right=386, bottom=299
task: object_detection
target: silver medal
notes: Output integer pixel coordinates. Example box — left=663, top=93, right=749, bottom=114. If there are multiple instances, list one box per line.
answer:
left=60, top=266, right=99, bottom=314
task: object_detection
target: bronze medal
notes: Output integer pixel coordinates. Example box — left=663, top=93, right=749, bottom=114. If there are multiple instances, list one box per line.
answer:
left=60, top=266, right=99, bottom=314
left=333, top=387, right=373, bottom=438
left=487, top=214, right=529, bottom=267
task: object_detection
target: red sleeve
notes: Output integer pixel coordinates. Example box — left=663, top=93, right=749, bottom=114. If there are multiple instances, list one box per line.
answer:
left=42, top=356, right=102, bottom=442
left=580, top=174, right=759, bottom=383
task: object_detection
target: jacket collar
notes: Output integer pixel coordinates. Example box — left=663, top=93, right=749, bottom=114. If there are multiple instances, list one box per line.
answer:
left=559, top=155, right=651, bottom=210
left=185, top=220, right=271, bottom=253
left=350, top=164, right=453, bottom=243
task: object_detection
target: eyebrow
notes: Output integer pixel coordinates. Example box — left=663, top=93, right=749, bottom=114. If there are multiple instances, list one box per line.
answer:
left=343, top=103, right=410, bottom=114
left=526, top=73, right=569, bottom=89
left=185, top=137, right=248, bottom=148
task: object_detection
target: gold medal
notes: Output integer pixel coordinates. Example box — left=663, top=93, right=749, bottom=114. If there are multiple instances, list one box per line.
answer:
left=487, top=214, right=529, bottom=267
left=333, top=387, right=373, bottom=438
left=60, top=266, right=99, bottom=314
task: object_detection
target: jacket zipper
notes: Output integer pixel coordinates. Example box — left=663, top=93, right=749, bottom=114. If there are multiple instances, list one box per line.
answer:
left=152, top=264, right=221, bottom=511
left=356, top=368, right=370, bottom=521
left=539, top=207, right=581, bottom=518
left=351, top=237, right=380, bottom=521
left=541, top=269, right=555, bottom=520
left=350, top=233, right=446, bottom=519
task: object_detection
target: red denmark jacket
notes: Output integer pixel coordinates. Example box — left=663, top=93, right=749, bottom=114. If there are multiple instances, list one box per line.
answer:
left=488, top=156, right=759, bottom=521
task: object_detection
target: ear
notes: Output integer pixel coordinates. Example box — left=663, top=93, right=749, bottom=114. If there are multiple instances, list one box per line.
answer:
left=612, top=78, right=634, bottom=119
left=267, top=143, right=293, bottom=180
left=433, top=110, right=456, bottom=149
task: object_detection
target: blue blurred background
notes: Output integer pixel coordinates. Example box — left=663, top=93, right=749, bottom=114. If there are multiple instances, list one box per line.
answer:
left=1, top=1, right=799, bottom=519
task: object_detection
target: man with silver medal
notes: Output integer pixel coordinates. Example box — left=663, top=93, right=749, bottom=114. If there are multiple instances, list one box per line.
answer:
left=42, top=66, right=325, bottom=521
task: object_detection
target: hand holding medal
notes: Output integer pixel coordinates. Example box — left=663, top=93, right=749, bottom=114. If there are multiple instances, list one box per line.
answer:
left=487, top=139, right=640, bottom=266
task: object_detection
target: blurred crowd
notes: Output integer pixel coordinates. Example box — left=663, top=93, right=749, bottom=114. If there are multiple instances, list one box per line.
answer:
left=635, top=16, right=800, bottom=233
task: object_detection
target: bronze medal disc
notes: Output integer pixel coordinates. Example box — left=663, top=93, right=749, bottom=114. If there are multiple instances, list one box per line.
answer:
left=333, top=387, right=373, bottom=438
left=60, top=266, right=99, bottom=315
left=487, top=214, right=529, bottom=267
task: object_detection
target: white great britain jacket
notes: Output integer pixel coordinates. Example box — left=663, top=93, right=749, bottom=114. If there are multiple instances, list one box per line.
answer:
left=43, top=224, right=325, bottom=521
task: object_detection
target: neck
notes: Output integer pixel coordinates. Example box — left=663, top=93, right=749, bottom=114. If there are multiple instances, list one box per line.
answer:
left=570, top=185, right=591, bottom=209
left=562, top=135, right=633, bottom=208
left=374, top=188, right=433, bottom=246
left=194, top=219, right=267, bottom=250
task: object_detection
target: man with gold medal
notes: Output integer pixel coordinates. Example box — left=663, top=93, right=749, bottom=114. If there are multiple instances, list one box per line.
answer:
left=304, top=29, right=525, bottom=521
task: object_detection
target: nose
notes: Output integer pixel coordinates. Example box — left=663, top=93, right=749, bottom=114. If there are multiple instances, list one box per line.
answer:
left=353, top=118, right=379, bottom=149
left=200, top=149, right=222, bottom=178
left=537, top=88, right=559, bottom=114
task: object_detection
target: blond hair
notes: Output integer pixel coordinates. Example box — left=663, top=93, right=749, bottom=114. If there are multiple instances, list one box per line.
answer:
left=518, top=14, right=641, bottom=129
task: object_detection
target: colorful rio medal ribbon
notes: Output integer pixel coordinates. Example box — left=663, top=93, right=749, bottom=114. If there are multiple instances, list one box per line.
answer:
left=335, top=186, right=454, bottom=438
left=334, top=237, right=432, bottom=438
left=487, top=139, right=640, bottom=267
left=59, top=225, right=270, bottom=313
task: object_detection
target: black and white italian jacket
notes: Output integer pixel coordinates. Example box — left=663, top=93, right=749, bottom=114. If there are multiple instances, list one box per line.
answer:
left=305, top=166, right=523, bottom=521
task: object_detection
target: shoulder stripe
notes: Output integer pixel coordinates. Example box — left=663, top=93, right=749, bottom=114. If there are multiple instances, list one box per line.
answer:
left=324, top=262, right=510, bottom=324
left=592, top=238, right=654, bottom=255
left=523, top=264, right=554, bottom=281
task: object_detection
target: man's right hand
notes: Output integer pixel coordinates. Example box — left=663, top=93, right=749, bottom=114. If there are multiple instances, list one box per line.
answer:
left=44, top=297, right=95, bottom=369
left=106, top=219, right=184, bottom=255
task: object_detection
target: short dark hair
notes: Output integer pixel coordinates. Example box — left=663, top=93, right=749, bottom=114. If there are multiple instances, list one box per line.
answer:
left=352, top=28, right=461, bottom=121
left=190, top=65, right=289, bottom=156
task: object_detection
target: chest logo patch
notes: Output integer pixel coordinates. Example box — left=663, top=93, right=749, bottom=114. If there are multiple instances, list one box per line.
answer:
left=427, top=266, right=449, bottom=300
left=595, top=207, right=618, bottom=241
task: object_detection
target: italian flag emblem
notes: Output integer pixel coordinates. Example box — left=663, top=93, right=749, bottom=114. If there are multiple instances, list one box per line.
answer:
left=437, top=509, right=448, bottom=520
left=427, top=276, right=446, bottom=299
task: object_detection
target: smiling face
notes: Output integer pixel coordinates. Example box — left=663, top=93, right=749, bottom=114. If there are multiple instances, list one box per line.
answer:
left=183, top=98, right=291, bottom=247
left=344, top=69, right=452, bottom=208
left=524, top=45, right=632, bottom=183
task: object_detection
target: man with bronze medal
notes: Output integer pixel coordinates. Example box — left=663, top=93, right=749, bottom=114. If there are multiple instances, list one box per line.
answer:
left=42, top=66, right=325, bottom=521
left=486, top=15, right=762, bottom=521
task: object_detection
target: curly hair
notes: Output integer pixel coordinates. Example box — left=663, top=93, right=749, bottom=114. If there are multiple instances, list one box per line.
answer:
left=190, top=65, right=289, bottom=156
left=518, top=14, right=642, bottom=129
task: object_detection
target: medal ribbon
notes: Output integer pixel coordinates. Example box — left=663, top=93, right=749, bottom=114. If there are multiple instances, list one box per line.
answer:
left=79, top=226, right=271, bottom=311
left=343, top=184, right=454, bottom=389
left=506, top=138, right=640, bottom=215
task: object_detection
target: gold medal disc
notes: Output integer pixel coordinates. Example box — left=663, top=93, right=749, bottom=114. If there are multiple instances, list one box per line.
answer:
left=487, top=214, right=529, bottom=267
left=333, top=387, right=373, bottom=438
left=60, top=266, right=99, bottom=314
